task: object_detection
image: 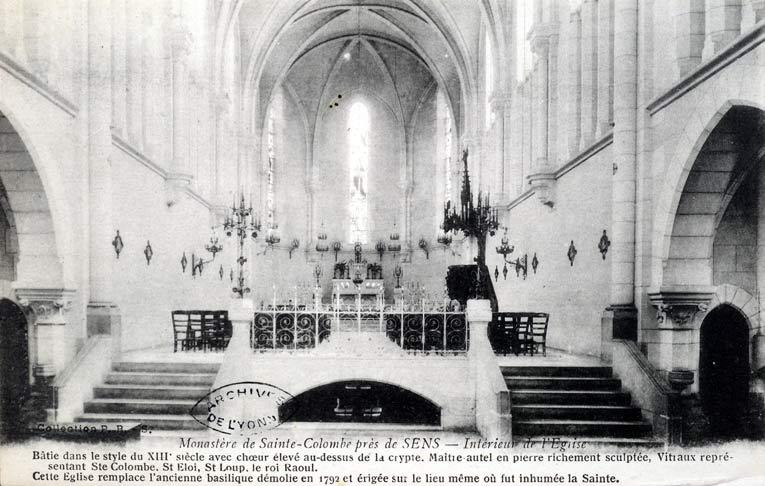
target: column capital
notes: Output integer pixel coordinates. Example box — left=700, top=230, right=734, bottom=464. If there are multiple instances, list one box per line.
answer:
left=648, top=287, right=716, bottom=327
left=529, top=23, right=558, bottom=56
left=14, top=287, right=75, bottom=324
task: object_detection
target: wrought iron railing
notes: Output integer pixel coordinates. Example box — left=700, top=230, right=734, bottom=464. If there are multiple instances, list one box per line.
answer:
left=250, top=307, right=468, bottom=355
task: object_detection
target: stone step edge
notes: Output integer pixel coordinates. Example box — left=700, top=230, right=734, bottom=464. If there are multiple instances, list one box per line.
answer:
left=512, top=405, right=638, bottom=410
left=515, top=419, right=650, bottom=426
left=76, top=413, right=201, bottom=421
left=86, top=399, right=199, bottom=405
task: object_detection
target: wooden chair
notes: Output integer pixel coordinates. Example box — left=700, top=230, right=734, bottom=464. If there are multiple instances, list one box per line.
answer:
left=515, top=313, right=534, bottom=356
left=200, top=311, right=219, bottom=351
left=187, top=311, right=204, bottom=351
left=529, top=313, right=549, bottom=356
left=490, top=313, right=519, bottom=355
left=171, top=311, right=191, bottom=352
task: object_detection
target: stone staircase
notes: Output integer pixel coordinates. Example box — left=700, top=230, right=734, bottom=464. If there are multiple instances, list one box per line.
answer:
left=503, top=365, right=660, bottom=444
left=75, top=362, right=219, bottom=431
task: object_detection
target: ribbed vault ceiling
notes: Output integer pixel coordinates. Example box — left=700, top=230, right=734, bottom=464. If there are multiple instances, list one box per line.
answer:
left=236, top=0, right=477, bottom=134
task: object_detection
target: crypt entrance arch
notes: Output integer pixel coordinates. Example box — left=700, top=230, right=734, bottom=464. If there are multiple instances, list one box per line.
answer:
left=699, top=304, right=750, bottom=437
left=0, top=109, right=63, bottom=292
left=0, top=298, right=31, bottom=440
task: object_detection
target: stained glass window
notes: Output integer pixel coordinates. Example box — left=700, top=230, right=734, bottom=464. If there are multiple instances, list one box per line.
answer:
left=348, top=102, right=369, bottom=243
left=266, top=108, right=275, bottom=229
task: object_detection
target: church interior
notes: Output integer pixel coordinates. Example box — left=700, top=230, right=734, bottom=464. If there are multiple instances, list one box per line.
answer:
left=1, top=0, right=765, bottom=445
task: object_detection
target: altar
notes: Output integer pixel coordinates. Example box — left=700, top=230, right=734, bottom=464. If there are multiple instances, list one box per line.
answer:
left=332, top=279, right=384, bottom=309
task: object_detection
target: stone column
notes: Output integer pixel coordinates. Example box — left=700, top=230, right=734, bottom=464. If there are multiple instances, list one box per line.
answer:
left=674, top=0, right=706, bottom=77
left=603, top=0, right=638, bottom=343
left=532, top=34, right=549, bottom=171
left=22, top=0, right=51, bottom=79
left=703, top=0, right=742, bottom=59
left=647, top=289, right=714, bottom=391
left=567, top=10, right=582, bottom=158
left=757, top=153, right=765, bottom=322
left=111, top=0, right=127, bottom=136
left=15, top=288, right=75, bottom=379
left=87, top=0, right=121, bottom=353
left=596, top=0, right=614, bottom=137
left=125, top=3, right=144, bottom=149
left=754, top=0, right=765, bottom=22
left=165, top=21, right=193, bottom=206
left=528, top=26, right=556, bottom=207
left=490, top=95, right=507, bottom=197
left=579, top=0, right=598, bottom=149
left=171, top=23, right=192, bottom=175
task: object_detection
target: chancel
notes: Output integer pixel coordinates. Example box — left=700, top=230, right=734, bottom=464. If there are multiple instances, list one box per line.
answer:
left=0, top=0, right=764, bottom=447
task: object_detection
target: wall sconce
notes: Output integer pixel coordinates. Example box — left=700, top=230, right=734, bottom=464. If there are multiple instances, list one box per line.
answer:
left=205, top=232, right=223, bottom=259
left=567, top=240, right=578, bottom=266
left=375, top=241, right=386, bottom=261
left=394, top=264, right=403, bottom=288
left=495, top=228, right=527, bottom=279
left=191, top=253, right=205, bottom=277
left=112, top=230, right=124, bottom=259
left=332, top=241, right=342, bottom=261
left=180, top=252, right=188, bottom=273
left=143, top=241, right=153, bottom=265
left=598, top=230, right=610, bottom=259
left=288, top=239, right=300, bottom=259
left=418, top=238, right=430, bottom=259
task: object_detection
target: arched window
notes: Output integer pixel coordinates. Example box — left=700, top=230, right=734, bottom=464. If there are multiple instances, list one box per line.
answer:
left=348, top=102, right=370, bottom=243
left=484, top=30, right=494, bottom=126
left=437, top=89, right=453, bottom=204
left=266, top=107, right=275, bottom=229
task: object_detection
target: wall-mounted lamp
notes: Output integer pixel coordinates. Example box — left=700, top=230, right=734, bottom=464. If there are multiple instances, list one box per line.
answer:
left=567, top=240, right=578, bottom=266
left=144, top=241, right=153, bottom=265
left=598, top=230, right=610, bottom=260
left=418, top=238, right=430, bottom=259
left=288, top=238, right=300, bottom=259
left=495, top=228, right=527, bottom=279
left=112, top=230, right=124, bottom=259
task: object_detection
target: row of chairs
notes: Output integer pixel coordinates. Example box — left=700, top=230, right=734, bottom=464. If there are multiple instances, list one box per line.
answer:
left=489, top=312, right=549, bottom=356
left=171, top=310, right=232, bottom=352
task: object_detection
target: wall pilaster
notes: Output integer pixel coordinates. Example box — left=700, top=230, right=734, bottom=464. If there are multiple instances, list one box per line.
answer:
left=579, top=0, right=598, bottom=149
left=596, top=0, right=614, bottom=137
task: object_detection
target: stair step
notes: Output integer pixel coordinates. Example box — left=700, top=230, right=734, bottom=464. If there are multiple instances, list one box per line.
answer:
left=514, top=420, right=652, bottom=438
left=104, top=372, right=216, bottom=386
left=505, top=376, right=621, bottom=390
left=510, top=390, right=632, bottom=406
left=83, top=399, right=202, bottom=415
left=113, top=362, right=220, bottom=374
left=75, top=413, right=205, bottom=430
left=512, top=404, right=642, bottom=421
left=502, top=366, right=613, bottom=378
left=93, top=385, right=211, bottom=400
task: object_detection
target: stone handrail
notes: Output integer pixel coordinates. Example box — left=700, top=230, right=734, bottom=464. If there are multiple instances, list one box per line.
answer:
left=50, top=336, right=112, bottom=422
left=611, top=339, right=681, bottom=444
left=468, top=300, right=512, bottom=440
